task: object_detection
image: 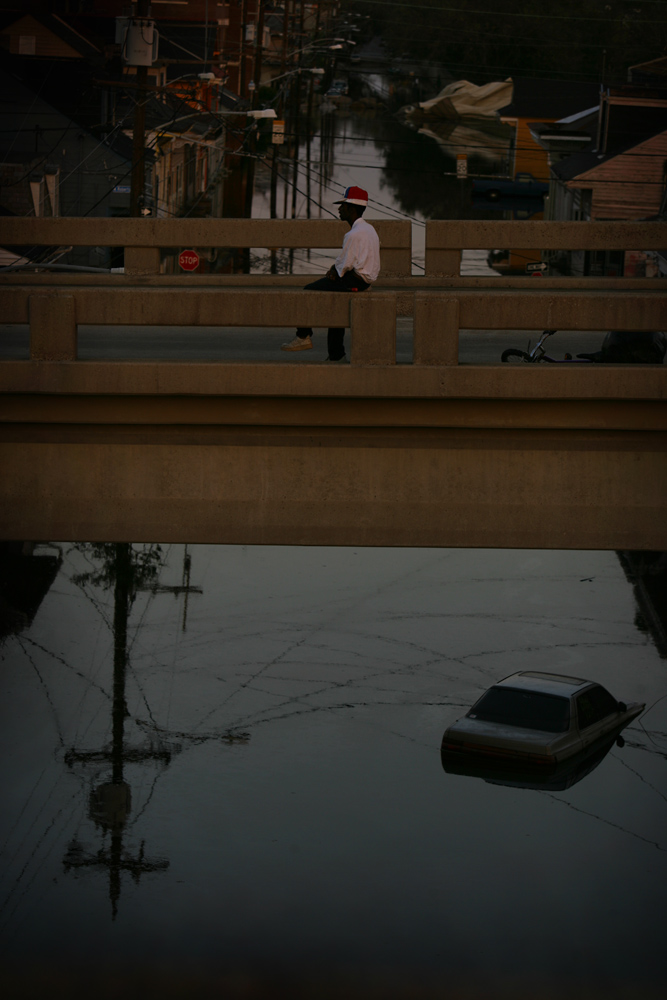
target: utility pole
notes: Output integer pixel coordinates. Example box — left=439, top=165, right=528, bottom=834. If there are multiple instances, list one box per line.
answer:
left=305, top=2, right=321, bottom=223
left=147, top=544, right=202, bottom=632
left=270, top=0, right=290, bottom=271
left=130, top=0, right=151, bottom=217
left=290, top=0, right=305, bottom=222
left=243, top=1, right=266, bottom=224
left=240, top=0, right=248, bottom=97
left=253, top=0, right=266, bottom=96
left=281, top=0, right=292, bottom=221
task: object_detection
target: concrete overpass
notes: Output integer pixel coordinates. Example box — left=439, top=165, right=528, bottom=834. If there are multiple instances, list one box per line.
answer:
left=1, top=219, right=665, bottom=550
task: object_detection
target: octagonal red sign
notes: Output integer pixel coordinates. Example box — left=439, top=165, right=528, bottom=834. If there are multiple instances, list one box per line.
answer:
left=178, top=249, right=200, bottom=272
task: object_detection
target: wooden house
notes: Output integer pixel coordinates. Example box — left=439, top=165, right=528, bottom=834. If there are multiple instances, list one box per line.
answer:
left=489, top=78, right=600, bottom=274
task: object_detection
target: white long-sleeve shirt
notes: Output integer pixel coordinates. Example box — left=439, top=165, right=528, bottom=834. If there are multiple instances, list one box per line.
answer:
left=334, top=218, right=381, bottom=283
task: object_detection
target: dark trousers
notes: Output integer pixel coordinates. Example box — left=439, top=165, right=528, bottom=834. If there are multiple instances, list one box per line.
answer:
left=296, top=270, right=370, bottom=360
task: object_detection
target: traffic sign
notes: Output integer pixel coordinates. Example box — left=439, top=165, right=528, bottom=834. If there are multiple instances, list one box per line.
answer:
left=526, top=261, right=547, bottom=273
left=272, top=119, right=285, bottom=145
left=179, top=249, right=200, bottom=272
left=456, top=154, right=468, bottom=178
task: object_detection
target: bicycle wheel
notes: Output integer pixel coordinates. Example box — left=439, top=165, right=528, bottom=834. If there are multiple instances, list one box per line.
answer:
left=501, top=349, right=532, bottom=363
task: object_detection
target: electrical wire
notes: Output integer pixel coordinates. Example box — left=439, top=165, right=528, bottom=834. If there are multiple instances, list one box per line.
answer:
left=347, top=13, right=664, bottom=53
left=349, top=0, right=667, bottom=25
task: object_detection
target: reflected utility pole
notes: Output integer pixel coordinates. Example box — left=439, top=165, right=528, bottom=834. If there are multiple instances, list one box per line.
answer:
left=148, top=544, right=202, bottom=632
left=63, top=544, right=172, bottom=920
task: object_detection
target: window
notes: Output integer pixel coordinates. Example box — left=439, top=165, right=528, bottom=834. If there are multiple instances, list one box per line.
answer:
left=576, top=685, right=618, bottom=730
left=468, top=687, right=570, bottom=733
left=18, top=35, right=36, bottom=55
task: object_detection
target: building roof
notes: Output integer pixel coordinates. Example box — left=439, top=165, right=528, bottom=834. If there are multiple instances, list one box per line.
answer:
left=0, top=8, right=101, bottom=61
left=0, top=62, right=134, bottom=166
left=628, top=55, right=667, bottom=85
left=552, top=102, right=667, bottom=181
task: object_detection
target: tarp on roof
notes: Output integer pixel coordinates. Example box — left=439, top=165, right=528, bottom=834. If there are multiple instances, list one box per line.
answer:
left=401, top=79, right=513, bottom=122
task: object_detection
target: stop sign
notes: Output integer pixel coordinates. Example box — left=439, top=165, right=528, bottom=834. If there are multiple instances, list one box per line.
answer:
left=178, top=249, right=200, bottom=272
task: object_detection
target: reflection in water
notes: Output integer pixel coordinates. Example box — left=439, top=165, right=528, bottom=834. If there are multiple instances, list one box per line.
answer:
left=62, top=545, right=172, bottom=919
left=409, top=119, right=512, bottom=166
left=1, top=544, right=665, bottom=994
left=618, top=551, right=667, bottom=659
left=441, top=733, right=622, bottom=792
left=0, top=542, right=62, bottom=639
left=30, top=544, right=249, bottom=920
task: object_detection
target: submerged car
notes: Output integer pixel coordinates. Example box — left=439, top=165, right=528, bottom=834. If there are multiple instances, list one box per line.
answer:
left=442, top=732, right=621, bottom=791
left=441, top=671, right=644, bottom=766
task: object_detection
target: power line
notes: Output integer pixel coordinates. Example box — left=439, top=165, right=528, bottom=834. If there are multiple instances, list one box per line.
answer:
left=347, top=10, right=666, bottom=48
left=351, top=0, right=667, bottom=25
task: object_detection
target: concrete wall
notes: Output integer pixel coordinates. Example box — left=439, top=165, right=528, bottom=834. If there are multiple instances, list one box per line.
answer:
left=1, top=364, right=665, bottom=549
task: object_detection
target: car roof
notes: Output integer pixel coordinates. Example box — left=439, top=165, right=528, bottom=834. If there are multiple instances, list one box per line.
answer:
left=495, top=671, right=592, bottom=697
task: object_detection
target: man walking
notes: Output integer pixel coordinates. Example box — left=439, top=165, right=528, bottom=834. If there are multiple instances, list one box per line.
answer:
left=280, top=186, right=380, bottom=362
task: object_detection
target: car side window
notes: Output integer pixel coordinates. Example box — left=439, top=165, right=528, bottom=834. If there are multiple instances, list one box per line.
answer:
left=576, top=685, right=618, bottom=729
left=576, top=692, right=596, bottom=729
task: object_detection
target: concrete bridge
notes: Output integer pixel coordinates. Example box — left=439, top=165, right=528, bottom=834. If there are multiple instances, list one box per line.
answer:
left=1, top=218, right=665, bottom=550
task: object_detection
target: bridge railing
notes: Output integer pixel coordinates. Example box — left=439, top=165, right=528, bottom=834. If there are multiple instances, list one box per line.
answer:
left=2, top=218, right=666, bottom=282
left=4, top=287, right=399, bottom=365
left=0, top=217, right=413, bottom=278
left=424, top=220, right=667, bottom=278
left=1, top=219, right=666, bottom=366
left=412, top=289, right=667, bottom=365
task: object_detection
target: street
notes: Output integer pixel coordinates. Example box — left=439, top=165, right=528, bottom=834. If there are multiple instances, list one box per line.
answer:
left=1, top=321, right=608, bottom=364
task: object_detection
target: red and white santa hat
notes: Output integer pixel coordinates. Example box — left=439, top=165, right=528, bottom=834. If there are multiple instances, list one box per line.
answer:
left=334, top=185, right=369, bottom=207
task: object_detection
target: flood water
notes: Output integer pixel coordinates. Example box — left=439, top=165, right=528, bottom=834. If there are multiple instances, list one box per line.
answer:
left=252, top=101, right=505, bottom=276
left=1, top=544, right=666, bottom=997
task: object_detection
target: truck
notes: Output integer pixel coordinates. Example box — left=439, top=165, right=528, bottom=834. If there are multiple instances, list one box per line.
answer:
left=472, top=172, right=549, bottom=201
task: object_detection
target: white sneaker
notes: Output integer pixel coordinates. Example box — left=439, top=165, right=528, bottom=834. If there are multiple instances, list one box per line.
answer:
left=281, top=335, right=312, bottom=351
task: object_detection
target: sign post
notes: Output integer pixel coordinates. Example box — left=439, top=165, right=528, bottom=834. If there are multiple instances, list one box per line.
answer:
left=178, top=249, right=200, bottom=272
left=272, top=120, right=285, bottom=145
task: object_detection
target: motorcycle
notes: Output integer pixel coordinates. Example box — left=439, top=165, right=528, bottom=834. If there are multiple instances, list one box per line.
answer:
left=501, top=329, right=667, bottom=364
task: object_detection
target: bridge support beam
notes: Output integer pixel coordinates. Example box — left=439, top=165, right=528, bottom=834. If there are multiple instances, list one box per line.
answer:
left=1, top=365, right=665, bottom=550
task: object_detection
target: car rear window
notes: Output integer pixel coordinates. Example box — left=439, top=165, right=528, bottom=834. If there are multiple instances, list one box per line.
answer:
left=468, top=686, right=571, bottom=733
